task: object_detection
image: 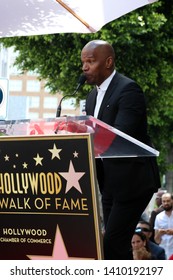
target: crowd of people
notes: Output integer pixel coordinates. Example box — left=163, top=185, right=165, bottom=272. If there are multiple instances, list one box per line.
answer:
left=131, top=191, right=173, bottom=260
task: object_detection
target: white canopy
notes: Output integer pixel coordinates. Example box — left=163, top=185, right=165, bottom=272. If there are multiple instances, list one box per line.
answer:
left=0, top=0, right=157, bottom=38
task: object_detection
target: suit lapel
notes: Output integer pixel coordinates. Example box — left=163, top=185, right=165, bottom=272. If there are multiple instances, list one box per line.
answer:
left=87, top=88, right=98, bottom=115
left=97, top=74, right=118, bottom=119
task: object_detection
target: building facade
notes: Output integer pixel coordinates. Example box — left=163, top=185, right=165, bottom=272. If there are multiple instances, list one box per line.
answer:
left=0, top=46, right=80, bottom=121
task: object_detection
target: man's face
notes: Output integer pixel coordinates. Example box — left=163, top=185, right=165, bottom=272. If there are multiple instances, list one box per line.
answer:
left=162, top=196, right=173, bottom=211
left=81, top=46, right=109, bottom=86
left=136, top=223, right=151, bottom=240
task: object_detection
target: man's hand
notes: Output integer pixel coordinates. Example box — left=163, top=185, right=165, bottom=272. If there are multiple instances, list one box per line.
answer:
left=158, top=229, right=167, bottom=235
left=165, top=229, right=173, bottom=235
left=55, top=121, right=87, bottom=133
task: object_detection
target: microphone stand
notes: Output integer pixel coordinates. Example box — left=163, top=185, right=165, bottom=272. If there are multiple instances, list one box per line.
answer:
left=56, top=91, right=77, bottom=118
left=54, top=89, right=80, bottom=134
left=56, top=74, right=86, bottom=118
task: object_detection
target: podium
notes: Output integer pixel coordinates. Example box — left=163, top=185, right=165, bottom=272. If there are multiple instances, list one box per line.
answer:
left=0, top=116, right=159, bottom=260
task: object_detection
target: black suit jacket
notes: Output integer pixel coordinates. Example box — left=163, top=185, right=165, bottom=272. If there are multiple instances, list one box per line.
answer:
left=85, top=72, right=160, bottom=201
left=149, top=240, right=166, bottom=260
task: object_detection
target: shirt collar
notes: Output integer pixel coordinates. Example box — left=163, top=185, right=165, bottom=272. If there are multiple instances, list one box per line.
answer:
left=96, top=70, right=116, bottom=92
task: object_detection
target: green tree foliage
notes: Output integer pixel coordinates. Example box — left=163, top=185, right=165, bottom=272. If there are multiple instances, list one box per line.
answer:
left=0, top=0, right=173, bottom=175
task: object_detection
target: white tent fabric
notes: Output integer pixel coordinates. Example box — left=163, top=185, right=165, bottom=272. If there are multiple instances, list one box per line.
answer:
left=0, top=0, right=157, bottom=38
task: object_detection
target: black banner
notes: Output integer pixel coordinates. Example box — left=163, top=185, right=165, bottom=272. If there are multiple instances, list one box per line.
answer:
left=0, top=134, right=103, bottom=260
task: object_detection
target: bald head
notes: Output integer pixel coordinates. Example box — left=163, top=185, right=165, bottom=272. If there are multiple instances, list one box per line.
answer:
left=161, top=193, right=173, bottom=212
left=81, top=40, right=115, bottom=86
left=162, top=193, right=172, bottom=201
left=83, top=40, right=115, bottom=61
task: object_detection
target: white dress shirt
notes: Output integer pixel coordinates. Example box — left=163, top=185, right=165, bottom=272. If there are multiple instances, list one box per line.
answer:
left=154, top=210, right=173, bottom=259
left=94, top=70, right=116, bottom=118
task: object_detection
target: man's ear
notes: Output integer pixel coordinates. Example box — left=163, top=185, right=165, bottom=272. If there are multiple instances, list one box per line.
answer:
left=106, top=56, right=113, bottom=69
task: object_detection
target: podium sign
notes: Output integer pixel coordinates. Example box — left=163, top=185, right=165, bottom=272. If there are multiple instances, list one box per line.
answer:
left=0, top=134, right=103, bottom=260
left=0, top=115, right=159, bottom=259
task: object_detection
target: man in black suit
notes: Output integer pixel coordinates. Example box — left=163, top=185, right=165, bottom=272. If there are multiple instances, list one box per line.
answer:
left=81, top=40, right=160, bottom=259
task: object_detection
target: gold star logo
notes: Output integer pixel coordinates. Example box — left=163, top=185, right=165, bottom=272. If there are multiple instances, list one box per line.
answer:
left=33, top=153, right=43, bottom=166
left=4, top=155, right=9, bottom=161
left=23, top=162, right=28, bottom=169
left=48, top=143, right=62, bottom=160
left=73, top=151, right=78, bottom=158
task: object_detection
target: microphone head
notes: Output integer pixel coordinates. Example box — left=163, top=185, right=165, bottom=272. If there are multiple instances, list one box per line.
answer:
left=78, top=74, right=87, bottom=86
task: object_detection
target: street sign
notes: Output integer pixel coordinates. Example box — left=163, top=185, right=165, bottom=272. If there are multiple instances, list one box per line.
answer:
left=0, top=78, right=8, bottom=120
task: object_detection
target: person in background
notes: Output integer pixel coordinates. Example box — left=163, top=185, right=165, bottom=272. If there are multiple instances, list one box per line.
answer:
left=140, top=211, right=149, bottom=222
left=154, top=193, right=173, bottom=259
left=149, top=190, right=165, bottom=242
left=131, top=231, right=154, bottom=260
left=81, top=39, right=160, bottom=259
left=136, top=220, right=166, bottom=259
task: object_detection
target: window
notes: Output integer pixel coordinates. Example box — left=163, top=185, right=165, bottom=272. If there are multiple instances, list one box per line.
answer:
left=29, top=96, right=40, bottom=108
left=26, top=80, right=40, bottom=92
left=44, top=97, right=58, bottom=109
left=9, top=80, right=22, bottom=91
left=62, top=98, right=76, bottom=109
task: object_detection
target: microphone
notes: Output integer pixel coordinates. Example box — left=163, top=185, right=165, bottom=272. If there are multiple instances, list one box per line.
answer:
left=56, top=74, right=86, bottom=117
left=74, top=74, right=87, bottom=93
